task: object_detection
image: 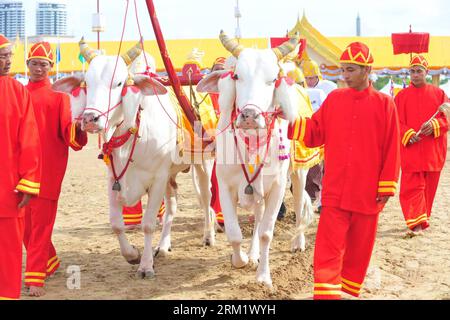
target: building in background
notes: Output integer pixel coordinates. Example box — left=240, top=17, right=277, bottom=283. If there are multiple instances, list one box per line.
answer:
left=36, top=0, right=67, bottom=36
left=0, top=0, right=25, bottom=38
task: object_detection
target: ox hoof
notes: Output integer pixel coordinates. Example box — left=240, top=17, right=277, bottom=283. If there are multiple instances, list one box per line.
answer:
left=230, top=253, right=248, bottom=269
left=249, top=258, right=259, bottom=268
left=154, top=247, right=171, bottom=257
left=126, top=246, right=141, bottom=265
left=291, top=245, right=306, bottom=253
left=203, top=238, right=215, bottom=247
left=256, top=275, right=273, bottom=288
left=136, top=270, right=155, bottom=280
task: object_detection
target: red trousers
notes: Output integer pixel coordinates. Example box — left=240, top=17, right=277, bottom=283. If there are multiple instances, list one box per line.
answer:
left=210, top=161, right=223, bottom=224
left=313, top=207, right=379, bottom=300
left=23, top=198, right=60, bottom=288
left=399, top=171, right=440, bottom=230
left=0, top=216, right=24, bottom=299
left=122, top=201, right=166, bottom=226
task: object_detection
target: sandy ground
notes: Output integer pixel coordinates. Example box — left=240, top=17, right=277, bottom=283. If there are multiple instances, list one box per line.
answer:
left=21, top=138, right=450, bottom=300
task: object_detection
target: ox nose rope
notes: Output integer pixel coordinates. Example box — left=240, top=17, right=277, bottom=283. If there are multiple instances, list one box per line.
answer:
left=230, top=104, right=282, bottom=195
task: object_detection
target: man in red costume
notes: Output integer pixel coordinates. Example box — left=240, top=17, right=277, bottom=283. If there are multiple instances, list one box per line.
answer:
left=208, top=57, right=227, bottom=228
left=287, top=42, right=400, bottom=299
left=23, top=42, right=88, bottom=297
left=394, top=55, right=448, bottom=236
left=0, top=34, right=41, bottom=300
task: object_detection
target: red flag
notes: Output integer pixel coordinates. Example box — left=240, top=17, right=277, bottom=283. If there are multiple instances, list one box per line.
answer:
left=270, top=37, right=306, bottom=59
left=391, top=32, right=429, bottom=55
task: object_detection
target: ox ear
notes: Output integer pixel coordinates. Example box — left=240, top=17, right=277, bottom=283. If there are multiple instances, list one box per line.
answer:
left=196, top=70, right=228, bottom=93
left=216, top=71, right=236, bottom=114
left=133, top=75, right=167, bottom=95
left=274, top=79, right=302, bottom=123
left=52, top=74, right=84, bottom=94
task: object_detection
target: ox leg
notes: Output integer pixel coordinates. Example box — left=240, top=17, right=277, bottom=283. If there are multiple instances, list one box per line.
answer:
left=156, top=176, right=177, bottom=256
left=108, top=179, right=140, bottom=264
left=193, top=163, right=215, bottom=246
left=248, top=203, right=264, bottom=266
left=257, top=183, right=287, bottom=288
left=220, top=185, right=248, bottom=268
left=137, top=177, right=169, bottom=279
left=291, top=169, right=313, bottom=252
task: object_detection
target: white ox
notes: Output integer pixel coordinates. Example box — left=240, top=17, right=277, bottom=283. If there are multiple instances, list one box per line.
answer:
left=197, top=32, right=311, bottom=287
left=53, top=39, right=216, bottom=278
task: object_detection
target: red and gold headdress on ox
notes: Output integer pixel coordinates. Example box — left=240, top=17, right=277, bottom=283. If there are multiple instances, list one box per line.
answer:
left=339, top=41, right=374, bottom=66
left=0, top=34, right=10, bottom=49
left=409, top=54, right=429, bottom=70
left=27, top=41, right=54, bottom=63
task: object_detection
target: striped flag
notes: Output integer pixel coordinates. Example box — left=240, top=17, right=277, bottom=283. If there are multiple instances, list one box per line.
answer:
left=389, top=77, right=394, bottom=97
left=55, top=42, right=61, bottom=63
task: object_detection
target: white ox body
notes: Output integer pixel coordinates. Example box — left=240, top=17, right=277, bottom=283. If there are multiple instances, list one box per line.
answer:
left=197, top=43, right=310, bottom=286
left=54, top=50, right=216, bottom=278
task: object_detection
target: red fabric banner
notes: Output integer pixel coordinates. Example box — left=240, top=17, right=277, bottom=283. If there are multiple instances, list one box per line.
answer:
left=391, top=32, right=430, bottom=55
left=270, top=37, right=306, bottom=60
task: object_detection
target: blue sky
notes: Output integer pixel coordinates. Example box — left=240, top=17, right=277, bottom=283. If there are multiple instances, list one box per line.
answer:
left=24, top=0, right=450, bottom=40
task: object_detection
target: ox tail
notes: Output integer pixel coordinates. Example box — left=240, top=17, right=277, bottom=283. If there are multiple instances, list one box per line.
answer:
left=290, top=191, right=314, bottom=241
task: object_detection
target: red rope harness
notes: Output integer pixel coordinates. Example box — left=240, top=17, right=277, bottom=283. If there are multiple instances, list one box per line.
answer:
left=101, top=107, right=142, bottom=191
left=230, top=106, right=280, bottom=194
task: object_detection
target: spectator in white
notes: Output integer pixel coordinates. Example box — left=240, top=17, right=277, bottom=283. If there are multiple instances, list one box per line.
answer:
left=301, top=58, right=337, bottom=213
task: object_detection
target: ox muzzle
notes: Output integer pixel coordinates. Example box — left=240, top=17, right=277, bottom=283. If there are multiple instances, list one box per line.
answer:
left=82, top=111, right=103, bottom=133
left=235, top=105, right=266, bottom=130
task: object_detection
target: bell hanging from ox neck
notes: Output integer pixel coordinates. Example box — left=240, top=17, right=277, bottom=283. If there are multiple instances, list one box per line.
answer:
left=112, top=180, right=121, bottom=191
left=245, top=184, right=254, bottom=195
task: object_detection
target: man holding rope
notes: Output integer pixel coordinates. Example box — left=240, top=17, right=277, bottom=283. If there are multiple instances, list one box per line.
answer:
left=394, top=55, right=449, bottom=236
left=23, top=42, right=87, bottom=297
left=287, top=42, right=400, bottom=299
left=0, top=34, right=41, bottom=300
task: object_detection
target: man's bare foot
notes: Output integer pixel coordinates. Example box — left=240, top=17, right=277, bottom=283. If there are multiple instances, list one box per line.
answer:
left=125, top=224, right=141, bottom=231
left=403, top=225, right=424, bottom=238
left=27, top=286, right=46, bottom=297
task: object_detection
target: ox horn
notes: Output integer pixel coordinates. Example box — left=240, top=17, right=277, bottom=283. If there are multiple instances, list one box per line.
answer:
left=121, top=38, right=143, bottom=66
left=272, top=33, right=300, bottom=61
left=79, top=37, right=98, bottom=63
left=219, top=30, right=243, bottom=58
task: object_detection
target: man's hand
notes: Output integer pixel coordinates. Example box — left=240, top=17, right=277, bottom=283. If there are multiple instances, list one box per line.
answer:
left=409, top=134, right=421, bottom=145
left=419, top=121, right=433, bottom=136
left=18, top=193, right=32, bottom=208
left=376, top=195, right=390, bottom=204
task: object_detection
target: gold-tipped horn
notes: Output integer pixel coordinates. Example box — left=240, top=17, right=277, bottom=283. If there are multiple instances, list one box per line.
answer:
left=272, top=33, right=300, bottom=61
left=219, top=30, right=244, bottom=58
left=79, top=37, right=98, bottom=63
left=122, top=38, right=143, bottom=66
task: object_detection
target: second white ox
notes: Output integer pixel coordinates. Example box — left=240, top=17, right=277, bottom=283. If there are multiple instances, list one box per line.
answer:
left=197, top=32, right=309, bottom=287
left=53, top=39, right=216, bottom=278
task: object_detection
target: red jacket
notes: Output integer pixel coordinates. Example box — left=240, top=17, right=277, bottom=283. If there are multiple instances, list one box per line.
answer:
left=0, top=76, right=41, bottom=217
left=288, top=85, right=401, bottom=215
left=26, top=78, right=87, bottom=200
left=394, top=84, right=448, bottom=172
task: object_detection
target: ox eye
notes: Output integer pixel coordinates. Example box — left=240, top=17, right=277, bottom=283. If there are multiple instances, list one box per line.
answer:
left=232, top=74, right=239, bottom=80
left=117, top=82, right=122, bottom=87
